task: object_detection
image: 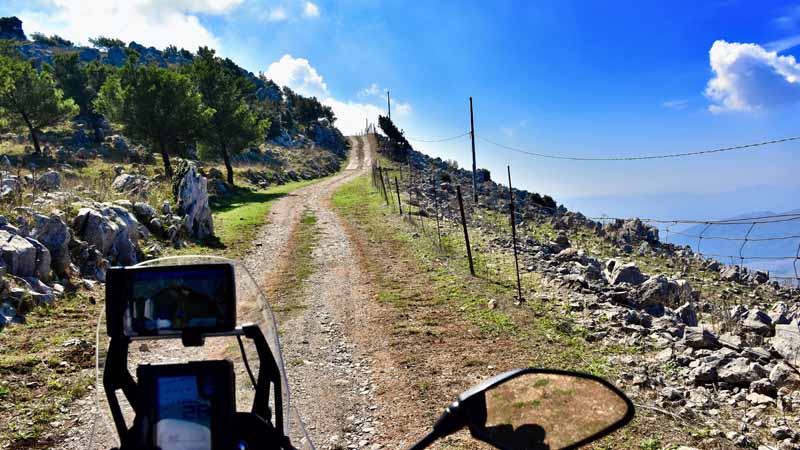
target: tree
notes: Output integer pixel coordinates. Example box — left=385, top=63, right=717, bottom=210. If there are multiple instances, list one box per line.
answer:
left=378, top=115, right=411, bottom=161
left=0, top=54, right=78, bottom=154
left=89, top=36, right=126, bottom=50
left=186, top=47, right=267, bottom=185
left=95, top=63, right=212, bottom=177
left=30, top=32, right=73, bottom=47
left=51, top=53, right=112, bottom=141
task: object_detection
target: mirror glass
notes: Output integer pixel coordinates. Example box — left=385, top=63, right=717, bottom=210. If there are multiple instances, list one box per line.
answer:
left=474, top=372, right=630, bottom=450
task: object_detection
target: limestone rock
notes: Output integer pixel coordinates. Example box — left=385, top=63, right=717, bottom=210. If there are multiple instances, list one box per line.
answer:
left=0, top=229, right=50, bottom=281
left=173, top=162, right=214, bottom=240
left=773, top=321, right=800, bottom=367
left=607, top=261, right=646, bottom=286
left=639, top=275, right=693, bottom=307
left=684, top=327, right=721, bottom=349
left=35, top=170, right=60, bottom=191
left=717, top=358, right=767, bottom=386
left=72, top=203, right=142, bottom=266
left=30, top=213, right=71, bottom=276
left=741, top=309, right=772, bottom=336
left=111, top=173, right=145, bottom=193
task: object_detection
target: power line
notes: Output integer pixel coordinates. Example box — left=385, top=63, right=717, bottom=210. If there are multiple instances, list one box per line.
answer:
left=408, top=132, right=471, bottom=143
left=475, top=134, right=800, bottom=161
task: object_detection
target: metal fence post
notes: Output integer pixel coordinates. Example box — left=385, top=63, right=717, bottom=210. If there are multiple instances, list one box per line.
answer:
left=394, top=176, right=403, bottom=215
left=378, top=167, right=389, bottom=205
left=507, top=166, right=524, bottom=302
left=456, top=186, right=475, bottom=276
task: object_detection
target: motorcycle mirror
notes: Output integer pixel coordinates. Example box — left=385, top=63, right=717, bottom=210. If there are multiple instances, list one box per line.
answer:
left=459, top=368, right=634, bottom=450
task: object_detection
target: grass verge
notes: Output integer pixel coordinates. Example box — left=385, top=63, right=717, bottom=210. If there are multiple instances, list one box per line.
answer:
left=331, top=173, right=694, bottom=449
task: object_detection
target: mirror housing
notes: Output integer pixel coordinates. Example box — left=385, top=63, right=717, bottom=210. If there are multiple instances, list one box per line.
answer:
left=459, top=368, right=634, bottom=450
left=407, top=368, right=634, bottom=450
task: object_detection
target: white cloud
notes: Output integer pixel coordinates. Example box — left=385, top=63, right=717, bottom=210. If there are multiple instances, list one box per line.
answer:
left=662, top=99, right=689, bottom=110
left=264, top=54, right=409, bottom=134
left=267, top=7, right=288, bottom=22
left=705, top=40, right=800, bottom=113
left=356, top=83, right=411, bottom=116
left=321, top=98, right=385, bottom=136
left=357, top=83, right=384, bottom=98
left=303, top=2, right=320, bottom=18
left=765, top=34, right=800, bottom=52
left=265, top=54, right=329, bottom=98
left=18, top=0, right=242, bottom=51
left=394, top=102, right=412, bottom=116
left=774, top=5, right=800, bottom=30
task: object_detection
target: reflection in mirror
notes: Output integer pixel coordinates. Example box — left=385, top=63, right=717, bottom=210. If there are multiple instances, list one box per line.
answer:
left=478, top=373, right=630, bottom=450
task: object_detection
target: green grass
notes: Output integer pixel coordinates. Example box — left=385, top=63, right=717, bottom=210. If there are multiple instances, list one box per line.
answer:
left=171, top=178, right=323, bottom=259
left=332, top=173, right=638, bottom=379
left=639, top=437, right=662, bottom=450
left=333, top=174, right=517, bottom=333
left=269, top=208, right=320, bottom=316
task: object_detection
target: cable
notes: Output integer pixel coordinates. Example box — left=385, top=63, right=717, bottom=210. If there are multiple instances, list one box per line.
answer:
left=699, top=254, right=797, bottom=261
left=589, top=213, right=800, bottom=225
left=662, top=231, right=800, bottom=242
left=476, top=134, right=800, bottom=161
left=237, top=335, right=258, bottom=389
left=408, top=131, right=471, bottom=143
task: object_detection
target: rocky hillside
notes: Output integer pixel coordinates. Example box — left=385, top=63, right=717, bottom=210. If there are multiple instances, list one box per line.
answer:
left=377, top=134, right=800, bottom=449
left=0, top=16, right=350, bottom=332
left=0, top=16, right=348, bottom=155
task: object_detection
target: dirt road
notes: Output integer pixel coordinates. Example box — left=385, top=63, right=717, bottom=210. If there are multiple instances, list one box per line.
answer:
left=69, top=136, right=378, bottom=450
left=244, top=135, right=380, bottom=449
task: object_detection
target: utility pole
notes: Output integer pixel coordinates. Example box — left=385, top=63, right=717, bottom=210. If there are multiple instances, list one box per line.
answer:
left=387, top=91, right=391, bottom=120
left=469, top=97, right=477, bottom=203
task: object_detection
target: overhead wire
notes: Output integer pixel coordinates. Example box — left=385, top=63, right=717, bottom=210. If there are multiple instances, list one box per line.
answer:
left=475, top=134, right=800, bottom=161
left=407, top=131, right=471, bottom=143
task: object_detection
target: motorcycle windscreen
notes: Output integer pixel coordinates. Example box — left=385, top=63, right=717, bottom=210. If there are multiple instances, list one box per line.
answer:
left=90, top=256, right=315, bottom=449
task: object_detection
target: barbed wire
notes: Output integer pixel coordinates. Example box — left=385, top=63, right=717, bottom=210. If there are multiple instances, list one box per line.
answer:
left=475, top=134, right=800, bottom=161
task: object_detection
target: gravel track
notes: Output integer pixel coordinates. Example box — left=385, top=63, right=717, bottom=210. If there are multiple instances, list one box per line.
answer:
left=63, top=136, right=376, bottom=450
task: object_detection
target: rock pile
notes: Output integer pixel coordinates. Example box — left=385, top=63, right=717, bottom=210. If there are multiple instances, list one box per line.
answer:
left=0, top=160, right=217, bottom=331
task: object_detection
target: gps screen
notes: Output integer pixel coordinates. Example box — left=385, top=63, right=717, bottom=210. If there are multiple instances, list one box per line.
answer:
left=155, top=375, right=213, bottom=450
left=124, top=267, right=231, bottom=335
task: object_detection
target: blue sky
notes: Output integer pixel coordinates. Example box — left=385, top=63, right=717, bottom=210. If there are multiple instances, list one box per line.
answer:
left=4, top=0, right=800, bottom=220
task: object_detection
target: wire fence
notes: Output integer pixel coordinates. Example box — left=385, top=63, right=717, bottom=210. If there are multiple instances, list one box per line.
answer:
left=370, top=140, right=800, bottom=293
left=394, top=127, right=800, bottom=286
left=588, top=213, right=800, bottom=285
left=370, top=131, right=799, bottom=448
